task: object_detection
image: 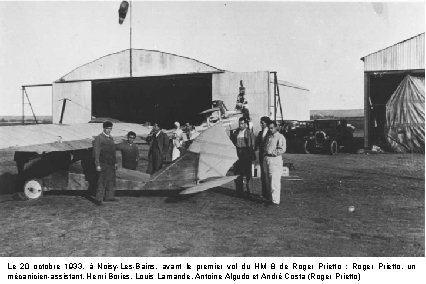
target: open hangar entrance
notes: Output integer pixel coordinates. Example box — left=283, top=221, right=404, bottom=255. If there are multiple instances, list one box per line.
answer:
left=362, top=33, right=425, bottom=149
left=92, top=74, right=212, bottom=129
left=368, top=72, right=414, bottom=147
left=366, top=70, right=424, bottom=149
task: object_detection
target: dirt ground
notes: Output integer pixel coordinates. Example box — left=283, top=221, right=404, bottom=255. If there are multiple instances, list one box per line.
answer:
left=0, top=151, right=424, bottom=257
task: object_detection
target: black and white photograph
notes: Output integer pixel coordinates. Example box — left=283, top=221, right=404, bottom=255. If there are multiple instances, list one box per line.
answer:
left=0, top=0, right=424, bottom=265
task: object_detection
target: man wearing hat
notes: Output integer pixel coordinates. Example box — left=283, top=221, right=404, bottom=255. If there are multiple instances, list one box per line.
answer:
left=93, top=121, right=118, bottom=205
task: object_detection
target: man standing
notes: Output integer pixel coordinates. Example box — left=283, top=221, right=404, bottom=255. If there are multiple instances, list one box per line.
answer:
left=263, top=121, right=286, bottom=206
left=231, top=117, right=256, bottom=197
left=146, top=123, right=169, bottom=174
left=117, top=131, right=139, bottom=170
left=255, top=116, right=271, bottom=200
left=93, top=121, right=118, bottom=205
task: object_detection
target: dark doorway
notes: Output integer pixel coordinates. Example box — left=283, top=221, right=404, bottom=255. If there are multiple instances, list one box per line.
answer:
left=368, top=72, right=425, bottom=148
left=92, top=74, right=212, bottom=129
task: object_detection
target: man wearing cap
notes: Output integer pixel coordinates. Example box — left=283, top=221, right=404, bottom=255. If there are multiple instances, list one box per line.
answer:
left=263, top=120, right=286, bottom=206
left=146, top=123, right=169, bottom=174
left=117, top=131, right=139, bottom=170
left=231, top=117, right=256, bottom=197
left=93, top=121, right=118, bottom=205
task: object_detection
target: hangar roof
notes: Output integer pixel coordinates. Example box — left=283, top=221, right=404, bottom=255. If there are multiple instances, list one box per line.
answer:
left=57, top=49, right=224, bottom=82
left=361, top=33, right=425, bottom=72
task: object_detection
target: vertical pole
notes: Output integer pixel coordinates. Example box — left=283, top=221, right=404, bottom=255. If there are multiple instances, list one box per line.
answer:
left=275, top=73, right=283, bottom=122
left=129, top=0, right=132, bottom=77
left=21, top=87, right=25, bottom=124
left=364, top=73, right=370, bottom=149
left=273, top=72, right=277, bottom=122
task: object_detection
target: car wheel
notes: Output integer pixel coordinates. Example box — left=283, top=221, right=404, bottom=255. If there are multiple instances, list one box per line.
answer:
left=23, top=179, right=43, bottom=200
left=329, top=140, right=338, bottom=155
left=302, top=140, right=310, bottom=154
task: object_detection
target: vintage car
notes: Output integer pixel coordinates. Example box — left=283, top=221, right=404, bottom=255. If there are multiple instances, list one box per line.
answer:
left=302, top=119, right=354, bottom=155
left=281, top=120, right=314, bottom=153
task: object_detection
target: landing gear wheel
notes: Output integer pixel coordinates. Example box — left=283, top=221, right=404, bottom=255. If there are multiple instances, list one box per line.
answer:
left=23, top=180, right=43, bottom=200
left=329, top=140, right=338, bottom=155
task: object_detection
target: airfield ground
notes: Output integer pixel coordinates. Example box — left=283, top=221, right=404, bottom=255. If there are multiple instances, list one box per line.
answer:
left=0, top=151, right=424, bottom=257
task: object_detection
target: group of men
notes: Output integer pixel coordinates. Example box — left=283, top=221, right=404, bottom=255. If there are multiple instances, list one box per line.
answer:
left=92, top=121, right=168, bottom=206
left=92, top=104, right=286, bottom=207
left=231, top=116, right=286, bottom=206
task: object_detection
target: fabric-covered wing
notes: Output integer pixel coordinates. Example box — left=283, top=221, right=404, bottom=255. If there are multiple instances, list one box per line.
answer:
left=188, top=122, right=238, bottom=180
left=179, top=175, right=238, bottom=195
left=0, top=123, right=151, bottom=153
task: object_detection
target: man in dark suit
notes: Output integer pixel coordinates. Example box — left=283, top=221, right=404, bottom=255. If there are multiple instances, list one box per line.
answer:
left=146, top=123, right=169, bottom=174
left=255, top=116, right=271, bottom=200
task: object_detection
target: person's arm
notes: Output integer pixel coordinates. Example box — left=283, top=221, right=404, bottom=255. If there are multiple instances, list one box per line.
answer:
left=274, top=135, right=286, bottom=156
left=93, top=135, right=101, bottom=170
left=249, top=131, right=256, bottom=150
left=135, top=145, right=140, bottom=162
left=254, top=132, right=260, bottom=151
left=230, top=131, right=237, bottom=146
left=112, top=139, right=117, bottom=168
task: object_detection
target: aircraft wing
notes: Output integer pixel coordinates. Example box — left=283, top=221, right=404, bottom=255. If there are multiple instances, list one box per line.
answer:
left=0, top=123, right=152, bottom=153
left=179, top=175, right=238, bottom=195
left=143, top=123, right=238, bottom=191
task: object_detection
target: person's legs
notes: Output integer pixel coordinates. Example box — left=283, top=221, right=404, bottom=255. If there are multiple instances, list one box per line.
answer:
left=234, top=175, right=244, bottom=195
left=104, top=166, right=116, bottom=201
left=263, top=158, right=272, bottom=202
left=95, top=169, right=106, bottom=203
left=259, top=159, right=268, bottom=199
left=270, top=157, right=283, bottom=205
left=152, top=151, right=163, bottom=173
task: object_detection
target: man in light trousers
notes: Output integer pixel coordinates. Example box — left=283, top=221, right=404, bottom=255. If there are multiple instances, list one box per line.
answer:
left=263, top=121, right=286, bottom=206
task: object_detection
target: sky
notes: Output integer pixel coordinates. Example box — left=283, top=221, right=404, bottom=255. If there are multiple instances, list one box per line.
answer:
left=0, top=0, right=424, bottom=116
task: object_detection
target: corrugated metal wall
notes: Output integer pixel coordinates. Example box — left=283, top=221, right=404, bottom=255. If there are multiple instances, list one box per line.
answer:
left=363, top=33, right=425, bottom=72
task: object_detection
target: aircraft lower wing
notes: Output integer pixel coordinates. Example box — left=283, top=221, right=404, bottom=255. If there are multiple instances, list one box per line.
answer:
left=179, top=175, right=238, bottom=195
left=0, top=123, right=152, bottom=153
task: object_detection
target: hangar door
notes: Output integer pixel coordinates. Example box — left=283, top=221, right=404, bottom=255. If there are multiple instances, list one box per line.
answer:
left=92, top=74, right=212, bottom=129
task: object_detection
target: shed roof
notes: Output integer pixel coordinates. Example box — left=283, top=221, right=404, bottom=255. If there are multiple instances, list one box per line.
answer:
left=361, top=33, right=425, bottom=72
left=57, top=49, right=223, bottom=82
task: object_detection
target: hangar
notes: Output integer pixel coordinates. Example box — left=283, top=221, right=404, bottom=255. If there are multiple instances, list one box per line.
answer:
left=361, top=33, right=425, bottom=151
left=24, top=49, right=309, bottom=132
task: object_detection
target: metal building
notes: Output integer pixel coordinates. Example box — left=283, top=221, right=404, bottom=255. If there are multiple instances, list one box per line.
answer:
left=36, top=49, right=308, bottom=132
left=361, top=33, right=425, bottom=149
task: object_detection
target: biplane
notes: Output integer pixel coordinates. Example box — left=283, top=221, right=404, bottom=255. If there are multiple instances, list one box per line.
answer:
left=0, top=122, right=238, bottom=200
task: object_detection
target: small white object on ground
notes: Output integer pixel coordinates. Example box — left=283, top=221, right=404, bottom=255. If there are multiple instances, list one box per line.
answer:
left=348, top=206, right=355, bottom=212
left=282, top=166, right=289, bottom=177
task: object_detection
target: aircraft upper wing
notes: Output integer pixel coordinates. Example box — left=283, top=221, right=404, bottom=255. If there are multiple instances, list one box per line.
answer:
left=0, top=123, right=152, bottom=153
